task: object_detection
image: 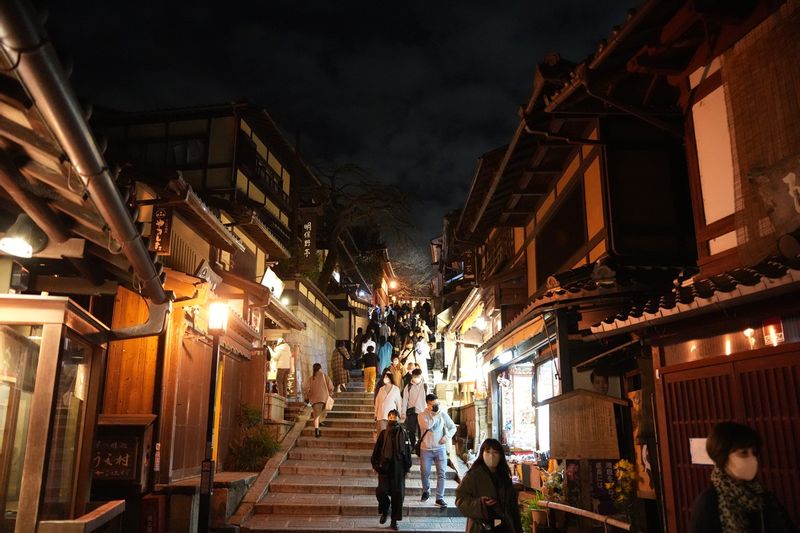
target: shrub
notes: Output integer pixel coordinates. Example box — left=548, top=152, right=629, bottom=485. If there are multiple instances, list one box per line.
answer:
left=227, top=404, right=281, bottom=471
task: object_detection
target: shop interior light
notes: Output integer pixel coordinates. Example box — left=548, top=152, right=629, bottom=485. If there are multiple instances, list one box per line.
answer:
left=498, top=350, right=514, bottom=365
left=208, top=301, right=229, bottom=336
left=0, top=214, right=48, bottom=258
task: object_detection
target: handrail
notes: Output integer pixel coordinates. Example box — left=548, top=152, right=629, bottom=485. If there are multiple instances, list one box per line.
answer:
left=37, top=500, right=125, bottom=533
left=539, top=500, right=631, bottom=531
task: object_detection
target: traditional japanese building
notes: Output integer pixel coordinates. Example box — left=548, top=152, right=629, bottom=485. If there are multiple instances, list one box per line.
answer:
left=589, top=1, right=800, bottom=530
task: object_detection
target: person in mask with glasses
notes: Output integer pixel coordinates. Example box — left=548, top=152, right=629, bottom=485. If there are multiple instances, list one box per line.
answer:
left=689, top=422, right=796, bottom=533
left=371, top=409, right=413, bottom=530
left=455, top=438, right=522, bottom=533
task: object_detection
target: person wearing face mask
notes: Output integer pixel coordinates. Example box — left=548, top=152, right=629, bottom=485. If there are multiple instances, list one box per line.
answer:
left=400, top=368, right=427, bottom=449
left=456, top=438, right=523, bottom=533
left=418, top=393, right=456, bottom=507
left=374, top=369, right=403, bottom=432
left=689, top=422, right=796, bottom=533
left=371, top=409, right=413, bottom=530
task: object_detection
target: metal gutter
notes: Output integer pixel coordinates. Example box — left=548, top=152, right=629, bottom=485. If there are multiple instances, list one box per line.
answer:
left=0, top=0, right=168, bottom=306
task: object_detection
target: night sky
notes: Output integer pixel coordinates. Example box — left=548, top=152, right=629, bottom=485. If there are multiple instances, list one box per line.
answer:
left=47, top=1, right=635, bottom=249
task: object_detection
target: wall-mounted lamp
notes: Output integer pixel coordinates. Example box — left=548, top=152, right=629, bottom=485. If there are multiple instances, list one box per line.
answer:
left=0, top=214, right=48, bottom=258
left=389, top=280, right=398, bottom=289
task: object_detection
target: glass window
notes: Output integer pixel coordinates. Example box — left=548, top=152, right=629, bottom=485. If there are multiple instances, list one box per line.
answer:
left=40, top=332, right=92, bottom=519
left=0, top=325, right=43, bottom=526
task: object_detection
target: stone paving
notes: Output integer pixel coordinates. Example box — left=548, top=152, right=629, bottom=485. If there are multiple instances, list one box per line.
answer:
left=242, top=371, right=466, bottom=532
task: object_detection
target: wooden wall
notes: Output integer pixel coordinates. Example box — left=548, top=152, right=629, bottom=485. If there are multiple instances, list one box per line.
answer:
left=102, top=286, right=159, bottom=414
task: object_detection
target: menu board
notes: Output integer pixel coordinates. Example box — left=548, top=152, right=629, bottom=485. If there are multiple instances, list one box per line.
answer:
left=546, top=390, right=624, bottom=459
left=92, top=435, right=139, bottom=480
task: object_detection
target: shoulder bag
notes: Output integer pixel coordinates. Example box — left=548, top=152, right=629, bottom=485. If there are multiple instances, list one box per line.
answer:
left=414, top=428, right=430, bottom=457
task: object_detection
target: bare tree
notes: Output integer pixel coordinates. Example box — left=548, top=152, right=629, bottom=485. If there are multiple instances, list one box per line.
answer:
left=311, top=163, right=411, bottom=293
left=390, top=239, right=436, bottom=299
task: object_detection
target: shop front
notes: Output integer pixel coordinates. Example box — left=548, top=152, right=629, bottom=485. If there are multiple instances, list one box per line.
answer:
left=0, top=295, right=124, bottom=531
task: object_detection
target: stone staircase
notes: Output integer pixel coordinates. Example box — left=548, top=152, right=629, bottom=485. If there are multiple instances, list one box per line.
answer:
left=242, top=371, right=466, bottom=532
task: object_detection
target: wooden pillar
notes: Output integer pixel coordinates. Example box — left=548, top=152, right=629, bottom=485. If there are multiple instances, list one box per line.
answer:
left=556, top=309, right=573, bottom=393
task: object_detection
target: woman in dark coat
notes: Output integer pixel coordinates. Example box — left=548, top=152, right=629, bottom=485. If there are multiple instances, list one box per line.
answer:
left=371, top=409, right=412, bottom=530
left=456, top=438, right=522, bottom=533
left=689, top=422, right=796, bottom=533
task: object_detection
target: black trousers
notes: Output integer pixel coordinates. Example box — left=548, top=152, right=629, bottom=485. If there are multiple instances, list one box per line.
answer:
left=376, top=468, right=405, bottom=520
left=404, top=412, right=420, bottom=449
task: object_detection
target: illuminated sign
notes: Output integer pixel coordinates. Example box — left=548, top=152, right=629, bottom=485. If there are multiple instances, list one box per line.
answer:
left=148, top=206, right=173, bottom=255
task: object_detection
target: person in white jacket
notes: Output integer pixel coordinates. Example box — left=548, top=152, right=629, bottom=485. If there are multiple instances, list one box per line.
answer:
left=418, top=393, right=456, bottom=508
left=374, top=369, right=402, bottom=432
left=414, top=336, right=430, bottom=378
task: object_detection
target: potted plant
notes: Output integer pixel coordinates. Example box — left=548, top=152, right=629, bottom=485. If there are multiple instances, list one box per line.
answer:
left=604, top=459, right=636, bottom=521
left=520, top=490, right=548, bottom=532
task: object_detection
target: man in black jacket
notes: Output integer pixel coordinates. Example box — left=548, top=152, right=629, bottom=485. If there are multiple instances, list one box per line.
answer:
left=371, top=409, right=412, bottom=530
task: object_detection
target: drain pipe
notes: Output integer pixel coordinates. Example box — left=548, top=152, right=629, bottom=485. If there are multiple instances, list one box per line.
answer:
left=0, top=0, right=168, bottom=306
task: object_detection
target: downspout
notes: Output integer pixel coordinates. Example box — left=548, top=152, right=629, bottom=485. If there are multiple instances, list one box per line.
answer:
left=0, top=0, right=171, bottom=339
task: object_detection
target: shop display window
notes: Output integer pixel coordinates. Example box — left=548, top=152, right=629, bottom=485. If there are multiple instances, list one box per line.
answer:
left=535, top=358, right=561, bottom=452
left=499, top=362, right=536, bottom=451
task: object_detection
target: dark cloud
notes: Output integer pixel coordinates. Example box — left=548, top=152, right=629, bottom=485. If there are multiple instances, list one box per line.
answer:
left=47, top=1, right=636, bottom=247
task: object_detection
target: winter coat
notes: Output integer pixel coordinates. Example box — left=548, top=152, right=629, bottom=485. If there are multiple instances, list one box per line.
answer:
left=303, top=371, right=333, bottom=405
left=374, top=383, right=402, bottom=420
left=689, top=485, right=797, bottom=533
left=456, top=463, right=523, bottom=533
left=371, top=423, right=413, bottom=475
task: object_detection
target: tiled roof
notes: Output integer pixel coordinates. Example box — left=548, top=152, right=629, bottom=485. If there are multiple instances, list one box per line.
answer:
left=478, top=260, right=681, bottom=353
left=591, top=257, right=800, bottom=336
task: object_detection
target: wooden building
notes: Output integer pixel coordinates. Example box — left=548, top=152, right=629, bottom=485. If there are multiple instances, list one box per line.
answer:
left=590, top=1, right=800, bottom=531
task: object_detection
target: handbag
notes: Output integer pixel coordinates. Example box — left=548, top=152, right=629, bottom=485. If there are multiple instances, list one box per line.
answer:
left=414, top=429, right=430, bottom=457
left=325, top=395, right=335, bottom=411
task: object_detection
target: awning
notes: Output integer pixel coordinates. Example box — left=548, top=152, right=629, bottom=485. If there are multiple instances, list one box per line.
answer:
left=159, top=179, right=246, bottom=254
left=216, top=269, right=271, bottom=305
left=265, top=296, right=305, bottom=331
left=235, top=210, right=291, bottom=259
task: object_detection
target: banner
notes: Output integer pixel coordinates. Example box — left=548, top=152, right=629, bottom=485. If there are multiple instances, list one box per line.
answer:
left=297, top=207, right=317, bottom=272
left=148, top=206, right=173, bottom=255
left=462, top=248, right=476, bottom=281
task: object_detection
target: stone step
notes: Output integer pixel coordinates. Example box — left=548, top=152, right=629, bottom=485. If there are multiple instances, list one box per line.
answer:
left=288, top=448, right=372, bottom=463
left=329, top=404, right=373, bottom=412
left=326, top=411, right=375, bottom=419
left=296, top=437, right=374, bottom=450
left=254, top=494, right=461, bottom=517
left=278, top=460, right=457, bottom=480
left=243, top=514, right=467, bottom=532
left=300, top=427, right=374, bottom=438
left=269, top=474, right=459, bottom=496
left=307, top=418, right=376, bottom=428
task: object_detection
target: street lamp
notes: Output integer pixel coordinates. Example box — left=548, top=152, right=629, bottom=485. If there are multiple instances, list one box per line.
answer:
left=199, top=301, right=229, bottom=532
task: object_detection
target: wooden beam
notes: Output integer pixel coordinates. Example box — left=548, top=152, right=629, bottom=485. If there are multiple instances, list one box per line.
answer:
left=32, top=275, right=117, bottom=295
left=0, top=113, right=62, bottom=163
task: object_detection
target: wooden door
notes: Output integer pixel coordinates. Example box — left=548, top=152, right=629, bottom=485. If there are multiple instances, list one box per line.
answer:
left=659, top=344, right=800, bottom=532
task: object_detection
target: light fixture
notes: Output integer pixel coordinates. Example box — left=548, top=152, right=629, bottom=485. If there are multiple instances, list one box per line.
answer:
left=280, top=296, right=290, bottom=306
left=358, top=289, right=367, bottom=298
left=475, top=316, right=487, bottom=331
left=208, top=301, right=229, bottom=336
left=389, top=280, right=398, bottom=289
left=0, top=214, right=48, bottom=258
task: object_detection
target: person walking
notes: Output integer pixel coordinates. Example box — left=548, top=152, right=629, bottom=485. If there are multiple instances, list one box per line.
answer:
left=400, top=368, right=427, bottom=449
left=272, top=338, right=293, bottom=397
left=455, top=438, right=523, bottom=533
left=414, top=336, right=431, bottom=378
left=363, top=345, right=378, bottom=393
left=363, top=331, right=377, bottom=356
left=402, top=361, right=416, bottom=390
left=689, top=422, right=796, bottom=533
left=302, top=363, right=334, bottom=438
left=371, top=409, right=413, bottom=531
left=389, top=355, right=405, bottom=389
left=330, top=341, right=350, bottom=393
left=378, top=335, right=393, bottom=375
left=374, top=370, right=402, bottom=432
left=418, top=393, right=456, bottom=508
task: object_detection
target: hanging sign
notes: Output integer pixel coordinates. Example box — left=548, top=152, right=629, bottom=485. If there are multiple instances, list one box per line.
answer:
left=148, top=206, right=173, bottom=255
left=298, top=208, right=317, bottom=271
left=462, top=248, right=476, bottom=281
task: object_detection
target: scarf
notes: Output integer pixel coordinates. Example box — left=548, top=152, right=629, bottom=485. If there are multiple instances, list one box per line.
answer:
left=711, top=466, right=765, bottom=533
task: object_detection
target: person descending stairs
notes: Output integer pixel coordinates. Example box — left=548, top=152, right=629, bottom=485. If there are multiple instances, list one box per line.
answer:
left=242, top=368, right=466, bottom=532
